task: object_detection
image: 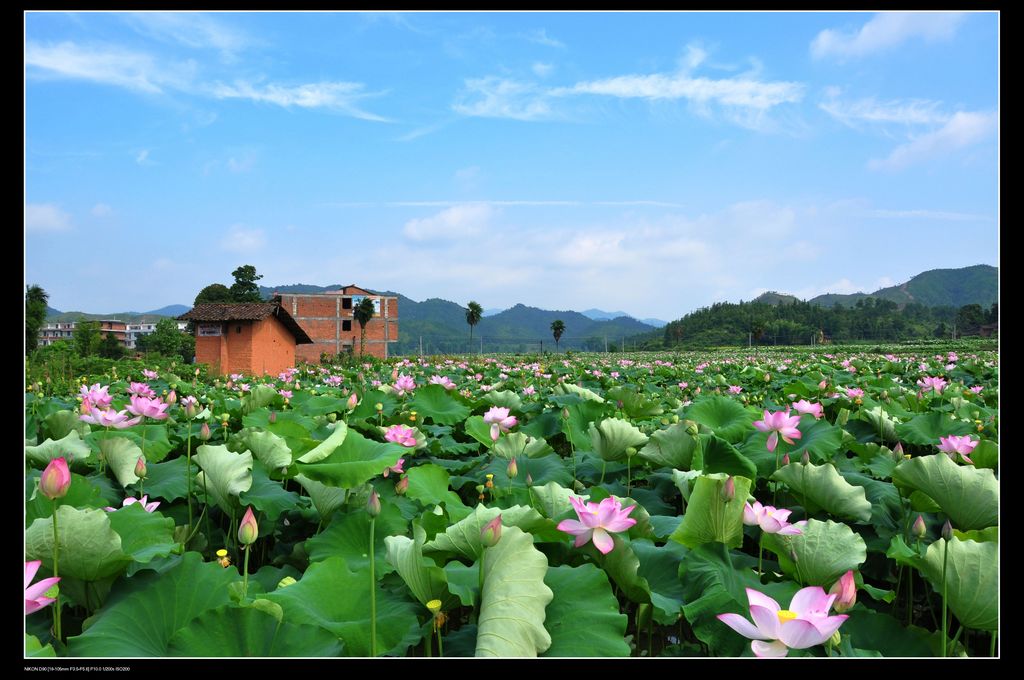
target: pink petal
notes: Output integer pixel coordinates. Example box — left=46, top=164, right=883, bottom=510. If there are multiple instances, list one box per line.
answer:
left=776, top=524, right=804, bottom=536
left=808, top=614, right=848, bottom=640
left=778, top=618, right=827, bottom=649
left=557, top=519, right=588, bottom=536
left=766, top=431, right=779, bottom=453
left=746, top=588, right=781, bottom=613
left=25, top=576, right=60, bottom=602
left=717, top=613, right=768, bottom=641
left=771, top=508, right=792, bottom=523
left=604, top=515, right=637, bottom=533
left=25, top=561, right=41, bottom=590
left=591, top=528, right=615, bottom=554
left=751, top=640, right=789, bottom=657
left=760, top=515, right=784, bottom=533
left=573, top=530, right=594, bottom=548
left=26, top=597, right=54, bottom=615
left=789, top=587, right=831, bottom=616
left=749, top=604, right=781, bottom=640
left=742, top=503, right=758, bottom=525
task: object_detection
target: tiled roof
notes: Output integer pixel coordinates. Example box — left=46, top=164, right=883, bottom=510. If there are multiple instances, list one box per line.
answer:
left=178, top=303, right=313, bottom=343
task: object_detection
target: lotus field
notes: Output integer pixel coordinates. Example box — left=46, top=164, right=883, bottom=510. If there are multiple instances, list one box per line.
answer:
left=24, top=346, right=999, bottom=658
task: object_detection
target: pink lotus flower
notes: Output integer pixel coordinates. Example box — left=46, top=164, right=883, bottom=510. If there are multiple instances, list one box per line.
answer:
left=25, top=560, right=60, bottom=615
left=829, top=570, right=856, bottom=613
left=717, top=587, right=848, bottom=657
left=393, top=374, right=417, bottom=396
left=937, top=435, right=978, bottom=465
left=729, top=385, right=743, bottom=394
left=791, top=400, right=824, bottom=419
left=557, top=495, right=637, bottom=554
left=970, top=385, right=984, bottom=394
left=483, top=406, right=518, bottom=441
left=522, top=385, right=536, bottom=396
left=429, top=375, right=457, bottom=390
left=385, top=425, right=417, bottom=448
left=916, top=376, right=947, bottom=394
left=845, top=387, right=864, bottom=398
left=126, top=395, right=169, bottom=421
left=39, top=457, right=71, bottom=500
left=753, top=410, right=802, bottom=453
left=80, top=407, right=143, bottom=429
left=383, top=458, right=406, bottom=477
left=129, top=382, right=156, bottom=399
left=80, top=383, right=113, bottom=408
left=180, top=395, right=199, bottom=419
left=105, top=495, right=160, bottom=513
left=279, top=390, right=293, bottom=399
left=742, top=501, right=804, bottom=535
left=142, top=369, right=158, bottom=379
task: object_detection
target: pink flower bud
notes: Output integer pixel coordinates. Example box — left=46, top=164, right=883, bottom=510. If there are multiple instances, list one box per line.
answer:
left=829, top=570, right=857, bottom=613
left=721, top=476, right=735, bottom=502
left=912, top=515, right=927, bottom=539
left=367, top=490, right=381, bottom=518
left=40, top=457, right=71, bottom=500
left=507, top=458, right=518, bottom=479
left=268, top=411, right=277, bottom=424
left=200, top=423, right=211, bottom=441
left=237, top=506, right=258, bottom=545
left=394, top=476, right=409, bottom=495
left=347, top=393, right=359, bottom=411
left=166, top=390, right=177, bottom=405
left=134, top=456, right=148, bottom=479
left=782, top=453, right=791, bottom=466
left=481, top=514, right=502, bottom=548
left=490, top=423, right=500, bottom=442
left=526, top=473, right=533, bottom=486
left=800, top=451, right=810, bottom=465
left=941, top=519, right=954, bottom=542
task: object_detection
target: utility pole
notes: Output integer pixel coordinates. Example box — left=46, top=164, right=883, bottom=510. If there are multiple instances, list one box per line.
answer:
left=419, top=335, right=423, bottom=357
left=748, top=331, right=752, bottom=348
left=480, top=336, right=483, bottom=355
left=540, top=339, right=543, bottom=353
left=604, top=336, right=608, bottom=353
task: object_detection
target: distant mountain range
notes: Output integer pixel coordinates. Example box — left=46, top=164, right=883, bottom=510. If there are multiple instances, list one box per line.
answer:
left=44, top=304, right=191, bottom=323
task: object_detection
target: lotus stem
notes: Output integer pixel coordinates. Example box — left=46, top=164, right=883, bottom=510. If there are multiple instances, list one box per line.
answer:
left=185, top=425, right=194, bottom=543
left=369, top=516, right=377, bottom=656
left=991, top=632, right=997, bottom=657
left=941, top=539, right=949, bottom=657
left=435, top=625, right=444, bottom=658
left=51, top=498, right=62, bottom=643
left=241, top=545, right=250, bottom=601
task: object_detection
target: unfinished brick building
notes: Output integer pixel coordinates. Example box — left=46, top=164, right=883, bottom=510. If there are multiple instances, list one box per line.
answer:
left=273, top=285, right=398, bottom=361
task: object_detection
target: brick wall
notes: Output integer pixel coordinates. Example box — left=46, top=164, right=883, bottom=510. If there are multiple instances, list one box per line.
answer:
left=277, top=291, right=398, bottom=361
left=250, top=316, right=297, bottom=376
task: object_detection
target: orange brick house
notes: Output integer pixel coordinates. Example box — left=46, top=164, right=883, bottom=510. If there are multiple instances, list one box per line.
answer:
left=179, top=303, right=313, bottom=376
left=274, top=285, right=398, bottom=361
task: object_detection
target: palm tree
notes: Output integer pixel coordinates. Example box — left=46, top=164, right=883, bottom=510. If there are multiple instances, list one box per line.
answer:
left=550, top=319, right=566, bottom=352
left=353, top=297, right=376, bottom=356
left=466, top=301, right=483, bottom=353
left=25, top=284, right=50, bottom=354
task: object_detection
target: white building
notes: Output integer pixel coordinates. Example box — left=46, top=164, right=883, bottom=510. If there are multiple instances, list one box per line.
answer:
left=37, top=320, right=189, bottom=349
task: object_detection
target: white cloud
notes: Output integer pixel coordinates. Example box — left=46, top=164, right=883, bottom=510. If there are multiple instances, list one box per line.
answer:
left=208, top=80, right=390, bottom=121
left=25, top=41, right=195, bottom=93
left=152, top=257, right=176, bottom=271
left=452, top=77, right=553, bottom=121
left=123, top=12, right=252, bottom=58
left=91, top=203, right=113, bottom=217
left=135, top=149, right=153, bottom=165
left=868, top=111, right=996, bottom=170
left=811, top=12, right=966, bottom=61
left=680, top=44, right=708, bottom=73
left=403, top=203, right=495, bottom=241
left=532, top=62, right=554, bottom=78
left=220, top=224, right=266, bottom=252
left=870, top=208, right=987, bottom=221
left=820, top=92, right=949, bottom=128
left=25, top=203, right=72, bottom=233
left=524, top=29, right=565, bottom=49
left=553, top=72, right=804, bottom=110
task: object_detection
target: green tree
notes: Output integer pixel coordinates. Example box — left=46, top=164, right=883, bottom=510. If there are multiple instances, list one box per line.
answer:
left=466, top=301, right=483, bottom=352
left=139, top=318, right=189, bottom=359
left=353, top=297, right=376, bottom=356
left=25, top=284, right=49, bottom=355
left=550, top=319, right=566, bottom=352
left=73, top=319, right=102, bottom=357
left=194, top=283, right=233, bottom=306
left=229, top=265, right=264, bottom=302
left=99, top=332, right=125, bottom=359
left=955, top=304, right=986, bottom=336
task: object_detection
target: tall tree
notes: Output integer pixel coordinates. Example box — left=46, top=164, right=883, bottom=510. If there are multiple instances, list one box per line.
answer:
left=73, top=319, right=102, bottom=357
left=194, top=283, right=233, bottom=306
left=353, top=297, right=376, bottom=356
left=25, top=284, right=49, bottom=354
left=550, top=319, right=565, bottom=352
left=99, top=332, right=125, bottom=359
left=229, top=265, right=264, bottom=302
left=138, top=318, right=189, bottom=358
left=466, top=301, right=483, bottom=352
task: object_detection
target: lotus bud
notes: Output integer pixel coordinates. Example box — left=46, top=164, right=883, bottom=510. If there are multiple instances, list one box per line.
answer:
left=481, top=514, right=502, bottom=548
left=526, top=473, right=533, bottom=486
left=782, top=453, right=791, bottom=466
left=829, top=570, right=857, bottom=613
left=40, top=457, right=71, bottom=500
left=685, top=421, right=699, bottom=437
left=893, top=442, right=904, bottom=461
left=395, top=476, right=409, bottom=495
left=327, top=412, right=337, bottom=423
left=200, top=422, right=211, bottom=441
left=367, top=490, right=381, bottom=518
left=490, top=423, right=500, bottom=442
left=375, top=402, right=383, bottom=412
left=166, top=390, right=177, bottom=405
left=507, top=458, right=518, bottom=479
left=134, top=456, right=148, bottom=479
left=941, top=519, right=953, bottom=542
left=625, top=446, right=638, bottom=459
left=829, top=630, right=842, bottom=648
left=671, top=414, right=680, bottom=423
left=226, top=381, right=233, bottom=390
left=912, top=515, right=927, bottom=540
left=237, top=507, right=259, bottom=545
left=764, top=373, right=771, bottom=382
left=801, top=451, right=810, bottom=465
left=268, top=411, right=277, bottom=424
left=561, top=407, right=570, bottom=420
left=347, top=393, right=359, bottom=411
left=277, top=576, right=297, bottom=589
left=721, top=476, right=735, bottom=502
left=819, top=380, right=827, bottom=390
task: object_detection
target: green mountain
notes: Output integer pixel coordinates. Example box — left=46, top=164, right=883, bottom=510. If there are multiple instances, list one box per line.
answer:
left=751, top=291, right=801, bottom=306
left=809, top=265, right=997, bottom=308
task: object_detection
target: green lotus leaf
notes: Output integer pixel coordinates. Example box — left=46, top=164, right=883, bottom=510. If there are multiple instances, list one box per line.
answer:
left=595, top=536, right=652, bottom=604
left=26, top=430, right=92, bottom=467
left=484, top=389, right=523, bottom=412
left=294, top=421, right=348, bottom=464
left=607, top=386, right=664, bottom=418
left=239, top=460, right=302, bottom=521
left=305, top=502, right=406, bottom=574
left=167, top=604, right=344, bottom=657
left=101, top=436, right=144, bottom=488
left=463, top=415, right=495, bottom=449
left=638, top=423, right=698, bottom=470
left=241, top=385, right=280, bottom=414
left=588, top=418, right=649, bottom=462
left=295, top=473, right=347, bottom=520
left=404, top=464, right=466, bottom=510
left=669, top=473, right=752, bottom=549
left=700, top=434, right=758, bottom=479
left=295, top=429, right=403, bottom=488
left=26, top=472, right=107, bottom=526
left=44, top=409, right=88, bottom=440
left=894, top=412, right=973, bottom=446
left=26, top=506, right=130, bottom=582
left=541, top=564, right=630, bottom=657
left=859, top=406, right=899, bottom=443
left=530, top=481, right=576, bottom=520
left=785, top=417, right=844, bottom=463
left=475, top=526, right=554, bottom=657
left=407, top=384, right=473, bottom=425
left=971, top=439, right=998, bottom=470
left=683, top=396, right=753, bottom=444
left=841, top=609, right=934, bottom=657
left=384, top=523, right=454, bottom=608
left=493, top=431, right=554, bottom=460
left=423, top=504, right=547, bottom=561
left=106, top=503, right=177, bottom=564
left=194, top=444, right=253, bottom=515
left=553, top=382, right=605, bottom=403
left=116, top=424, right=174, bottom=463
left=296, top=395, right=347, bottom=417
left=240, top=429, right=293, bottom=470
left=918, top=538, right=998, bottom=631
left=762, top=518, right=867, bottom=587
left=632, top=539, right=688, bottom=625
left=892, top=453, right=998, bottom=530
left=139, top=456, right=189, bottom=502
left=25, top=634, right=56, bottom=658
left=771, top=463, right=872, bottom=522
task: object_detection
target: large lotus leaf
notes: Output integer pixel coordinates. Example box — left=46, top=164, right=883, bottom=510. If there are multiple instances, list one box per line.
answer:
left=493, top=431, right=554, bottom=460
left=26, top=472, right=107, bottom=526
left=478, top=452, right=572, bottom=489
left=404, top=464, right=466, bottom=511
left=294, top=421, right=348, bottom=464
left=918, top=538, right=998, bottom=631
left=553, top=382, right=605, bottom=403
left=559, top=399, right=604, bottom=451
left=117, top=424, right=174, bottom=463
left=679, top=543, right=800, bottom=657
left=607, top=386, right=664, bottom=418
left=241, top=385, right=280, bottom=413
left=107, top=503, right=177, bottom=564
left=632, top=538, right=687, bottom=625
left=67, top=552, right=237, bottom=656
left=842, top=609, right=934, bottom=657
left=762, top=518, right=867, bottom=587
left=588, top=418, right=649, bottom=462
left=423, top=504, right=546, bottom=561
left=891, top=453, right=998, bottom=530
left=785, top=417, right=844, bottom=463
left=384, top=523, right=454, bottom=608
left=475, top=526, right=553, bottom=657
left=305, top=503, right=407, bottom=574
left=530, top=481, right=575, bottom=520
left=700, top=434, right=757, bottom=479
left=443, top=561, right=480, bottom=607
left=771, top=463, right=872, bottom=522
left=464, top=415, right=495, bottom=449
left=859, top=406, right=899, bottom=443
left=44, top=409, right=89, bottom=440
left=25, top=634, right=56, bottom=658
left=194, top=444, right=253, bottom=515
left=541, top=564, right=630, bottom=657
left=895, top=412, right=973, bottom=446
left=295, top=429, right=403, bottom=488
left=839, top=470, right=902, bottom=538
left=669, top=474, right=752, bottom=549
left=26, top=430, right=92, bottom=467
left=683, top=396, right=753, bottom=444
left=296, top=395, right=347, bottom=417
left=240, top=429, right=293, bottom=470
left=484, top=389, right=523, bottom=412
left=953, top=526, right=998, bottom=543
left=409, top=384, right=472, bottom=425
left=638, top=423, right=698, bottom=470
left=141, top=456, right=189, bottom=502
left=266, top=555, right=419, bottom=657
left=239, top=460, right=301, bottom=521
left=100, top=437, right=144, bottom=488
left=167, top=604, right=344, bottom=657
left=25, top=506, right=130, bottom=581
left=295, top=473, right=347, bottom=520
left=594, top=536, right=652, bottom=604
left=972, top=439, right=998, bottom=470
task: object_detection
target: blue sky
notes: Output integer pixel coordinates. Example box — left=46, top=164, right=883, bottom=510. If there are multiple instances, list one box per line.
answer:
left=25, top=11, right=998, bottom=319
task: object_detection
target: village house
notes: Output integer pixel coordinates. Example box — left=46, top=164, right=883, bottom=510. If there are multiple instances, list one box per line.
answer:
left=273, top=285, right=398, bottom=361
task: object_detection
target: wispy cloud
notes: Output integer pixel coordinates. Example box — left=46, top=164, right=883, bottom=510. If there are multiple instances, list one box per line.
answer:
left=523, top=29, right=565, bottom=49
left=870, top=208, right=988, bottom=221
left=123, top=12, right=253, bottom=59
left=453, top=77, right=554, bottom=121
left=208, top=80, right=391, bottom=121
left=321, top=199, right=683, bottom=208
left=220, top=224, right=266, bottom=252
left=91, top=203, right=113, bottom=217
left=820, top=89, right=949, bottom=128
left=868, top=111, right=996, bottom=170
left=532, top=62, right=554, bottom=78
left=25, top=203, right=73, bottom=233
left=25, top=41, right=195, bottom=93
left=135, top=149, right=153, bottom=165
left=811, top=12, right=966, bottom=61
left=553, top=72, right=804, bottom=109
left=403, top=203, right=495, bottom=241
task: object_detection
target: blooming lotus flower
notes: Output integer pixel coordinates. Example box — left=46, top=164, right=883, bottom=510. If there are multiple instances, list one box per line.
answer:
left=25, top=560, right=60, bottom=615
left=522, top=385, right=536, bottom=396
left=393, top=374, right=417, bottom=396
left=105, top=495, right=160, bottom=513
left=557, top=495, right=637, bottom=554
left=845, top=387, right=864, bottom=398
left=916, top=376, right=947, bottom=394
left=128, top=382, right=156, bottom=399
left=40, top=457, right=71, bottom=500
left=729, top=385, right=743, bottom=394
left=743, top=501, right=804, bottom=535
left=385, top=425, right=418, bottom=448
left=429, top=375, right=457, bottom=390
left=970, top=385, right=984, bottom=394
left=126, top=395, right=169, bottom=420
left=483, top=406, right=518, bottom=441
left=279, top=389, right=293, bottom=399
left=142, top=369, right=158, bottom=379
left=791, top=400, right=824, bottom=420
left=717, top=587, right=848, bottom=657
left=937, top=435, right=978, bottom=465
left=80, top=407, right=143, bottom=429
left=80, top=383, right=113, bottom=408
left=752, top=410, right=802, bottom=453
left=383, top=458, right=406, bottom=477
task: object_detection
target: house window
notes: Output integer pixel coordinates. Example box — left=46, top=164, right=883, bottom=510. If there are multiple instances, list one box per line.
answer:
left=342, top=297, right=352, bottom=309
left=236, top=325, right=242, bottom=333
left=343, top=320, right=352, bottom=331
